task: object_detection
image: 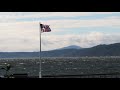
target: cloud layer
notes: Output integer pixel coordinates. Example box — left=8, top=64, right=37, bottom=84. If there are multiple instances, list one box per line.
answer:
left=0, top=31, right=119, bottom=51
left=0, top=12, right=120, bottom=51
left=41, top=32, right=120, bottom=51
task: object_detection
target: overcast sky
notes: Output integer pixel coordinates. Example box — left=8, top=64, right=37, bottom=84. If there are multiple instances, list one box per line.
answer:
left=0, top=12, right=120, bottom=52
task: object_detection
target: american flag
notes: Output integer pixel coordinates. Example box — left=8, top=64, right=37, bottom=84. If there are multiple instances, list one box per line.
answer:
left=40, top=24, right=51, bottom=32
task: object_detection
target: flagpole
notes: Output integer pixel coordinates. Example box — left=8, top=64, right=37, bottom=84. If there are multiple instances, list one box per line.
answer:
left=39, top=22, right=42, bottom=78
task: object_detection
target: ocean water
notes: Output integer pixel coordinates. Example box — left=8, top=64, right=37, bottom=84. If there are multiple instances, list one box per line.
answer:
left=0, top=57, right=120, bottom=78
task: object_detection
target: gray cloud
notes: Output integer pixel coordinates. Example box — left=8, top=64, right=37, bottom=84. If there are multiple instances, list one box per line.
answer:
left=0, top=32, right=120, bottom=51
left=0, top=12, right=120, bottom=51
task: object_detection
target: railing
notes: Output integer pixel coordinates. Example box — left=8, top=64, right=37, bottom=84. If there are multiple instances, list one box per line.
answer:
left=42, top=73, right=120, bottom=78
left=1, top=73, right=120, bottom=78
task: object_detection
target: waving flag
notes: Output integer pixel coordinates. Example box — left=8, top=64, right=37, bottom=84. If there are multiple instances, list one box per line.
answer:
left=40, top=24, right=51, bottom=32
left=39, top=23, right=51, bottom=78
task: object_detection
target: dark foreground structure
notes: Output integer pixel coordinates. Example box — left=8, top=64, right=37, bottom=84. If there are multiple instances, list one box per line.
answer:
left=42, top=73, right=120, bottom=78
left=1, top=73, right=120, bottom=78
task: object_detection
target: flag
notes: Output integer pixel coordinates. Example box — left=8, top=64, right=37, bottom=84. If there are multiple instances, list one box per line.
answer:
left=40, top=24, right=51, bottom=32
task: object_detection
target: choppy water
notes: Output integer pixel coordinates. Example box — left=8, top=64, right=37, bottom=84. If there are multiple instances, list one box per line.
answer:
left=0, top=57, right=120, bottom=78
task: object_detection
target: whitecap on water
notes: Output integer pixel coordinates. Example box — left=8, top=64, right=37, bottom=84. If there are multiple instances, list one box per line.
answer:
left=19, top=63, right=24, bottom=65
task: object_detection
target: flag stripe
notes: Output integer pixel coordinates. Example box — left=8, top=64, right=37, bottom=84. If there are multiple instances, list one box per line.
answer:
left=40, top=24, right=51, bottom=32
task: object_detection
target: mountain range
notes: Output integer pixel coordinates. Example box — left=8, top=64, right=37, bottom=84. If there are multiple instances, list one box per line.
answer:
left=58, top=45, right=82, bottom=50
left=0, top=43, right=120, bottom=58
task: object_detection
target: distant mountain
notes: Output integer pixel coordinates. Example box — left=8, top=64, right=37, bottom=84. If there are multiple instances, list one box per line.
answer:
left=0, top=43, right=120, bottom=58
left=64, top=43, right=120, bottom=57
left=57, top=45, right=82, bottom=50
